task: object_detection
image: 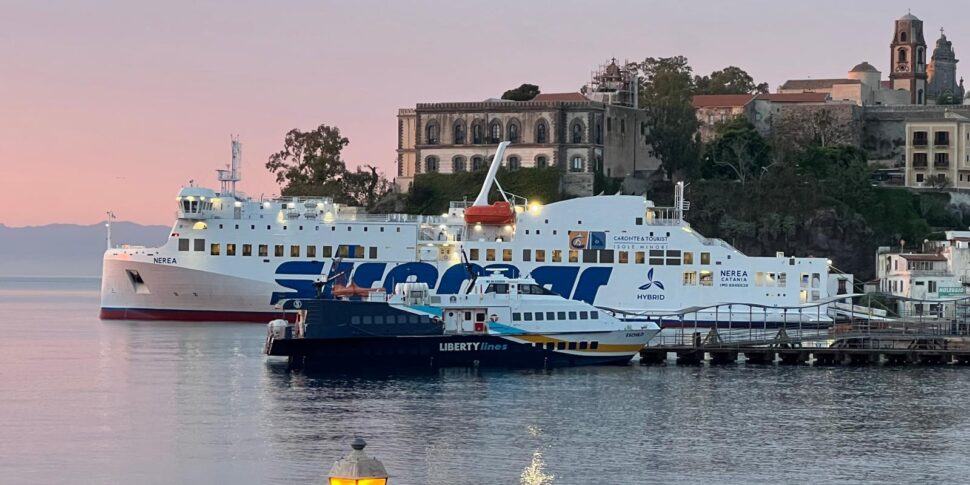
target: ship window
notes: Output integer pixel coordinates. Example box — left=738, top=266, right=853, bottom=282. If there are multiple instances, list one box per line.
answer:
left=290, top=245, right=300, bottom=257
left=755, top=272, right=765, bottom=286
left=701, top=252, right=710, bottom=264
left=322, top=246, right=333, bottom=258
left=579, top=341, right=588, bottom=350
left=210, top=243, right=220, bottom=255
left=778, top=273, right=787, bottom=287
left=667, top=250, right=681, bottom=257
left=283, top=226, right=287, bottom=230
left=580, top=311, right=589, bottom=319
left=486, top=249, right=496, bottom=261
left=552, top=250, right=562, bottom=262
left=503, top=249, right=512, bottom=262
left=546, top=312, right=554, bottom=320
left=396, top=315, right=407, bottom=324
left=636, top=217, right=643, bottom=225
left=409, top=315, right=420, bottom=324
left=558, top=311, right=566, bottom=319
left=306, top=245, right=316, bottom=258
left=683, top=271, right=697, bottom=285
left=524, top=313, right=533, bottom=321
left=590, top=311, right=598, bottom=319
left=338, top=245, right=349, bottom=258
left=569, top=250, right=579, bottom=263
left=267, top=225, right=271, bottom=230
left=362, top=316, right=373, bottom=324
left=226, top=243, right=236, bottom=256
left=667, top=258, right=681, bottom=266
left=259, top=244, right=268, bottom=257
left=619, top=251, right=629, bottom=263
left=275, top=245, right=284, bottom=257
left=812, top=273, right=820, bottom=288
left=568, top=311, right=577, bottom=319
left=194, top=239, right=205, bottom=251
left=351, top=316, right=360, bottom=324
left=178, top=238, right=189, bottom=251
left=522, top=249, right=532, bottom=262
left=649, top=257, right=664, bottom=265
left=536, top=250, right=545, bottom=262
left=243, top=244, right=252, bottom=256
left=370, top=247, right=377, bottom=259
left=546, top=342, right=555, bottom=350
left=600, top=250, right=614, bottom=263
left=557, top=342, right=566, bottom=350
left=635, top=251, right=645, bottom=264
left=485, top=283, right=509, bottom=294
left=583, top=250, right=597, bottom=263
left=476, top=312, right=485, bottom=321
left=464, top=312, right=472, bottom=320
left=590, top=341, right=599, bottom=350
left=684, top=252, right=693, bottom=264
left=355, top=246, right=365, bottom=259
left=568, top=342, right=577, bottom=350
left=700, top=270, right=713, bottom=286
left=649, top=250, right=664, bottom=257
left=470, top=248, right=480, bottom=261
left=513, top=312, right=521, bottom=321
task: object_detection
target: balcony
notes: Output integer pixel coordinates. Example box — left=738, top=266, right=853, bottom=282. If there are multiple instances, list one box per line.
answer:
left=913, top=160, right=928, bottom=169
left=934, top=160, right=950, bottom=168
left=912, top=137, right=928, bottom=147
left=934, top=139, right=950, bottom=147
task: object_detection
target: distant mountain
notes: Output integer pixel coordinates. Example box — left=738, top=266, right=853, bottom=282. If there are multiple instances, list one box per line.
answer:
left=0, top=222, right=170, bottom=277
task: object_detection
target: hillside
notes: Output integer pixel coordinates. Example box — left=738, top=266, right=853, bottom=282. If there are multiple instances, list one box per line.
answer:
left=0, top=222, right=169, bottom=277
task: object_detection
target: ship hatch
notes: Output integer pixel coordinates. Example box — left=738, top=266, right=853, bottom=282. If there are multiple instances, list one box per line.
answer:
left=125, top=269, right=151, bottom=294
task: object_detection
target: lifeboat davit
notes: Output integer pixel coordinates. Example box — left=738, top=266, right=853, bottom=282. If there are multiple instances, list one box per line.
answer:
left=464, top=201, right=515, bottom=225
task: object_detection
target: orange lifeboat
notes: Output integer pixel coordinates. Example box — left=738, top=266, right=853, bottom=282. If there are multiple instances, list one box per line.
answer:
left=332, top=283, right=377, bottom=298
left=464, top=201, right=515, bottom=225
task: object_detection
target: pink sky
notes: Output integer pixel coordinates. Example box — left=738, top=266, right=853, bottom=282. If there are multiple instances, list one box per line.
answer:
left=2, top=0, right=967, bottom=227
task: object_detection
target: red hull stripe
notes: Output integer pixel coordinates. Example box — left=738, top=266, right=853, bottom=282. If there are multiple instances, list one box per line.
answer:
left=99, top=307, right=293, bottom=323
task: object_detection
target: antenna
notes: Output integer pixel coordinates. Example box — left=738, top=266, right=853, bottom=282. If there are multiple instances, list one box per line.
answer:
left=105, top=211, right=116, bottom=250
left=218, top=135, right=242, bottom=195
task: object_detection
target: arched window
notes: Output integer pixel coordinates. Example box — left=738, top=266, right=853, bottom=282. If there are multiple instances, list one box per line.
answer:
left=595, top=120, right=603, bottom=144
left=489, top=120, right=502, bottom=144
left=453, top=121, right=466, bottom=144
left=900, top=31, right=908, bottom=42
left=471, top=156, right=484, bottom=171
left=507, top=120, right=520, bottom=143
left=507, top=155, right=521, bottom=171
left=918, top=48, right=925, bottom=66
left=426, top=122, right=439, bottom=144
left=918, top=89, right=924, bottom=105
left=898, top=48, right=907, bottom=63
left=535, top=120, right=549, bottom=143
left=570, top=121, right=584, bottom=143
left=471, top=120, right=484, bottom=144
left=425, top=156, right=439, bottom=173
left=570, top=156, right=584, bottom=172
left=452, top=156, right=466, bottom=172
left=535, top=155, right=548, bottom=169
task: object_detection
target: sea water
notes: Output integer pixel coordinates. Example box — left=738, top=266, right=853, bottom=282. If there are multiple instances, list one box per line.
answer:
left=2, top=277, right=969, bottom=484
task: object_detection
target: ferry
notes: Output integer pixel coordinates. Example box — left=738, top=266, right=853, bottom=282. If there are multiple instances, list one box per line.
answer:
left=101, top=139, right=841, bottom=326
left=264, top=272, right=660, bottom=369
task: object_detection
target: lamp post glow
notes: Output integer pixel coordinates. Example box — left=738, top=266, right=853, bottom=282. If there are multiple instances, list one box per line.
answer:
left=328, top=438, right=389, bottom=485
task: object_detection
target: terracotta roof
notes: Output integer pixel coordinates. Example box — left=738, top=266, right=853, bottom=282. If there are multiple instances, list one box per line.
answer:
left=532, top=92, right=589, bottom=102
left=755, top=92, right=830, bottom=103
left=780, top=78, right=860, bottom=90
left=900, top=254, right=947, bottom=262
left=691, top=94, right=756, bottom=108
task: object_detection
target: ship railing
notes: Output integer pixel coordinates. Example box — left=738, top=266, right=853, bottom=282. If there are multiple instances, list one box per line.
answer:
left=450, top=200, right=472, bottom=210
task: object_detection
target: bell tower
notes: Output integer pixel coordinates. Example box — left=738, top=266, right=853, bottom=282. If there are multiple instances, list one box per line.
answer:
left=889, top=12, right=928, bottom=104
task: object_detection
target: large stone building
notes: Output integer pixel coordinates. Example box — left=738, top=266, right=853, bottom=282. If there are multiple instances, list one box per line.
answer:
left=691, top=92, right=846, bottom=142
left=395, top=60, right=659, bottom=193
left=902, top=110, right=970, bottom=189
left=927, top=30, right=966, bottom=104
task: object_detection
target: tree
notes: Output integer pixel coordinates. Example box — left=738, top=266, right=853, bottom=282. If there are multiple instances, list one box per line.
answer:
left=694, top=66, right=768, bottom=95
left=501, top=84, right=540, bottom=101
left=266, top=123, right=394, bottom=208
left=265, top=124, right=349, bottom=197
left=771, top=106, right=859, bottom=155
left=703, top=118, right=773, bottom=185
left=343, top=164, right=394, bottom=210
left=632, top=56, right=701, bottom=179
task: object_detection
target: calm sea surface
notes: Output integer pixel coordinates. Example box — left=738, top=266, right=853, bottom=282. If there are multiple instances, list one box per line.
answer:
left=3, top=277, right=970, bottom=484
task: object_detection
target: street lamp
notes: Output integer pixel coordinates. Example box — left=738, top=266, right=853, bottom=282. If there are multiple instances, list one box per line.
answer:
left=328, top=437, right=389, bottom=485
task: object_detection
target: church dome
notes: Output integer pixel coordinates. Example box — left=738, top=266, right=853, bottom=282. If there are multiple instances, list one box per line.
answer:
left=850, top=62, right=879, bottom=73
left=899, top=12, right=919, bottom=21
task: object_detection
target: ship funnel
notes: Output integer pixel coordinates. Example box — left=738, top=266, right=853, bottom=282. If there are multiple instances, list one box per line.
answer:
left=472, top=141, right=510, bottom=207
